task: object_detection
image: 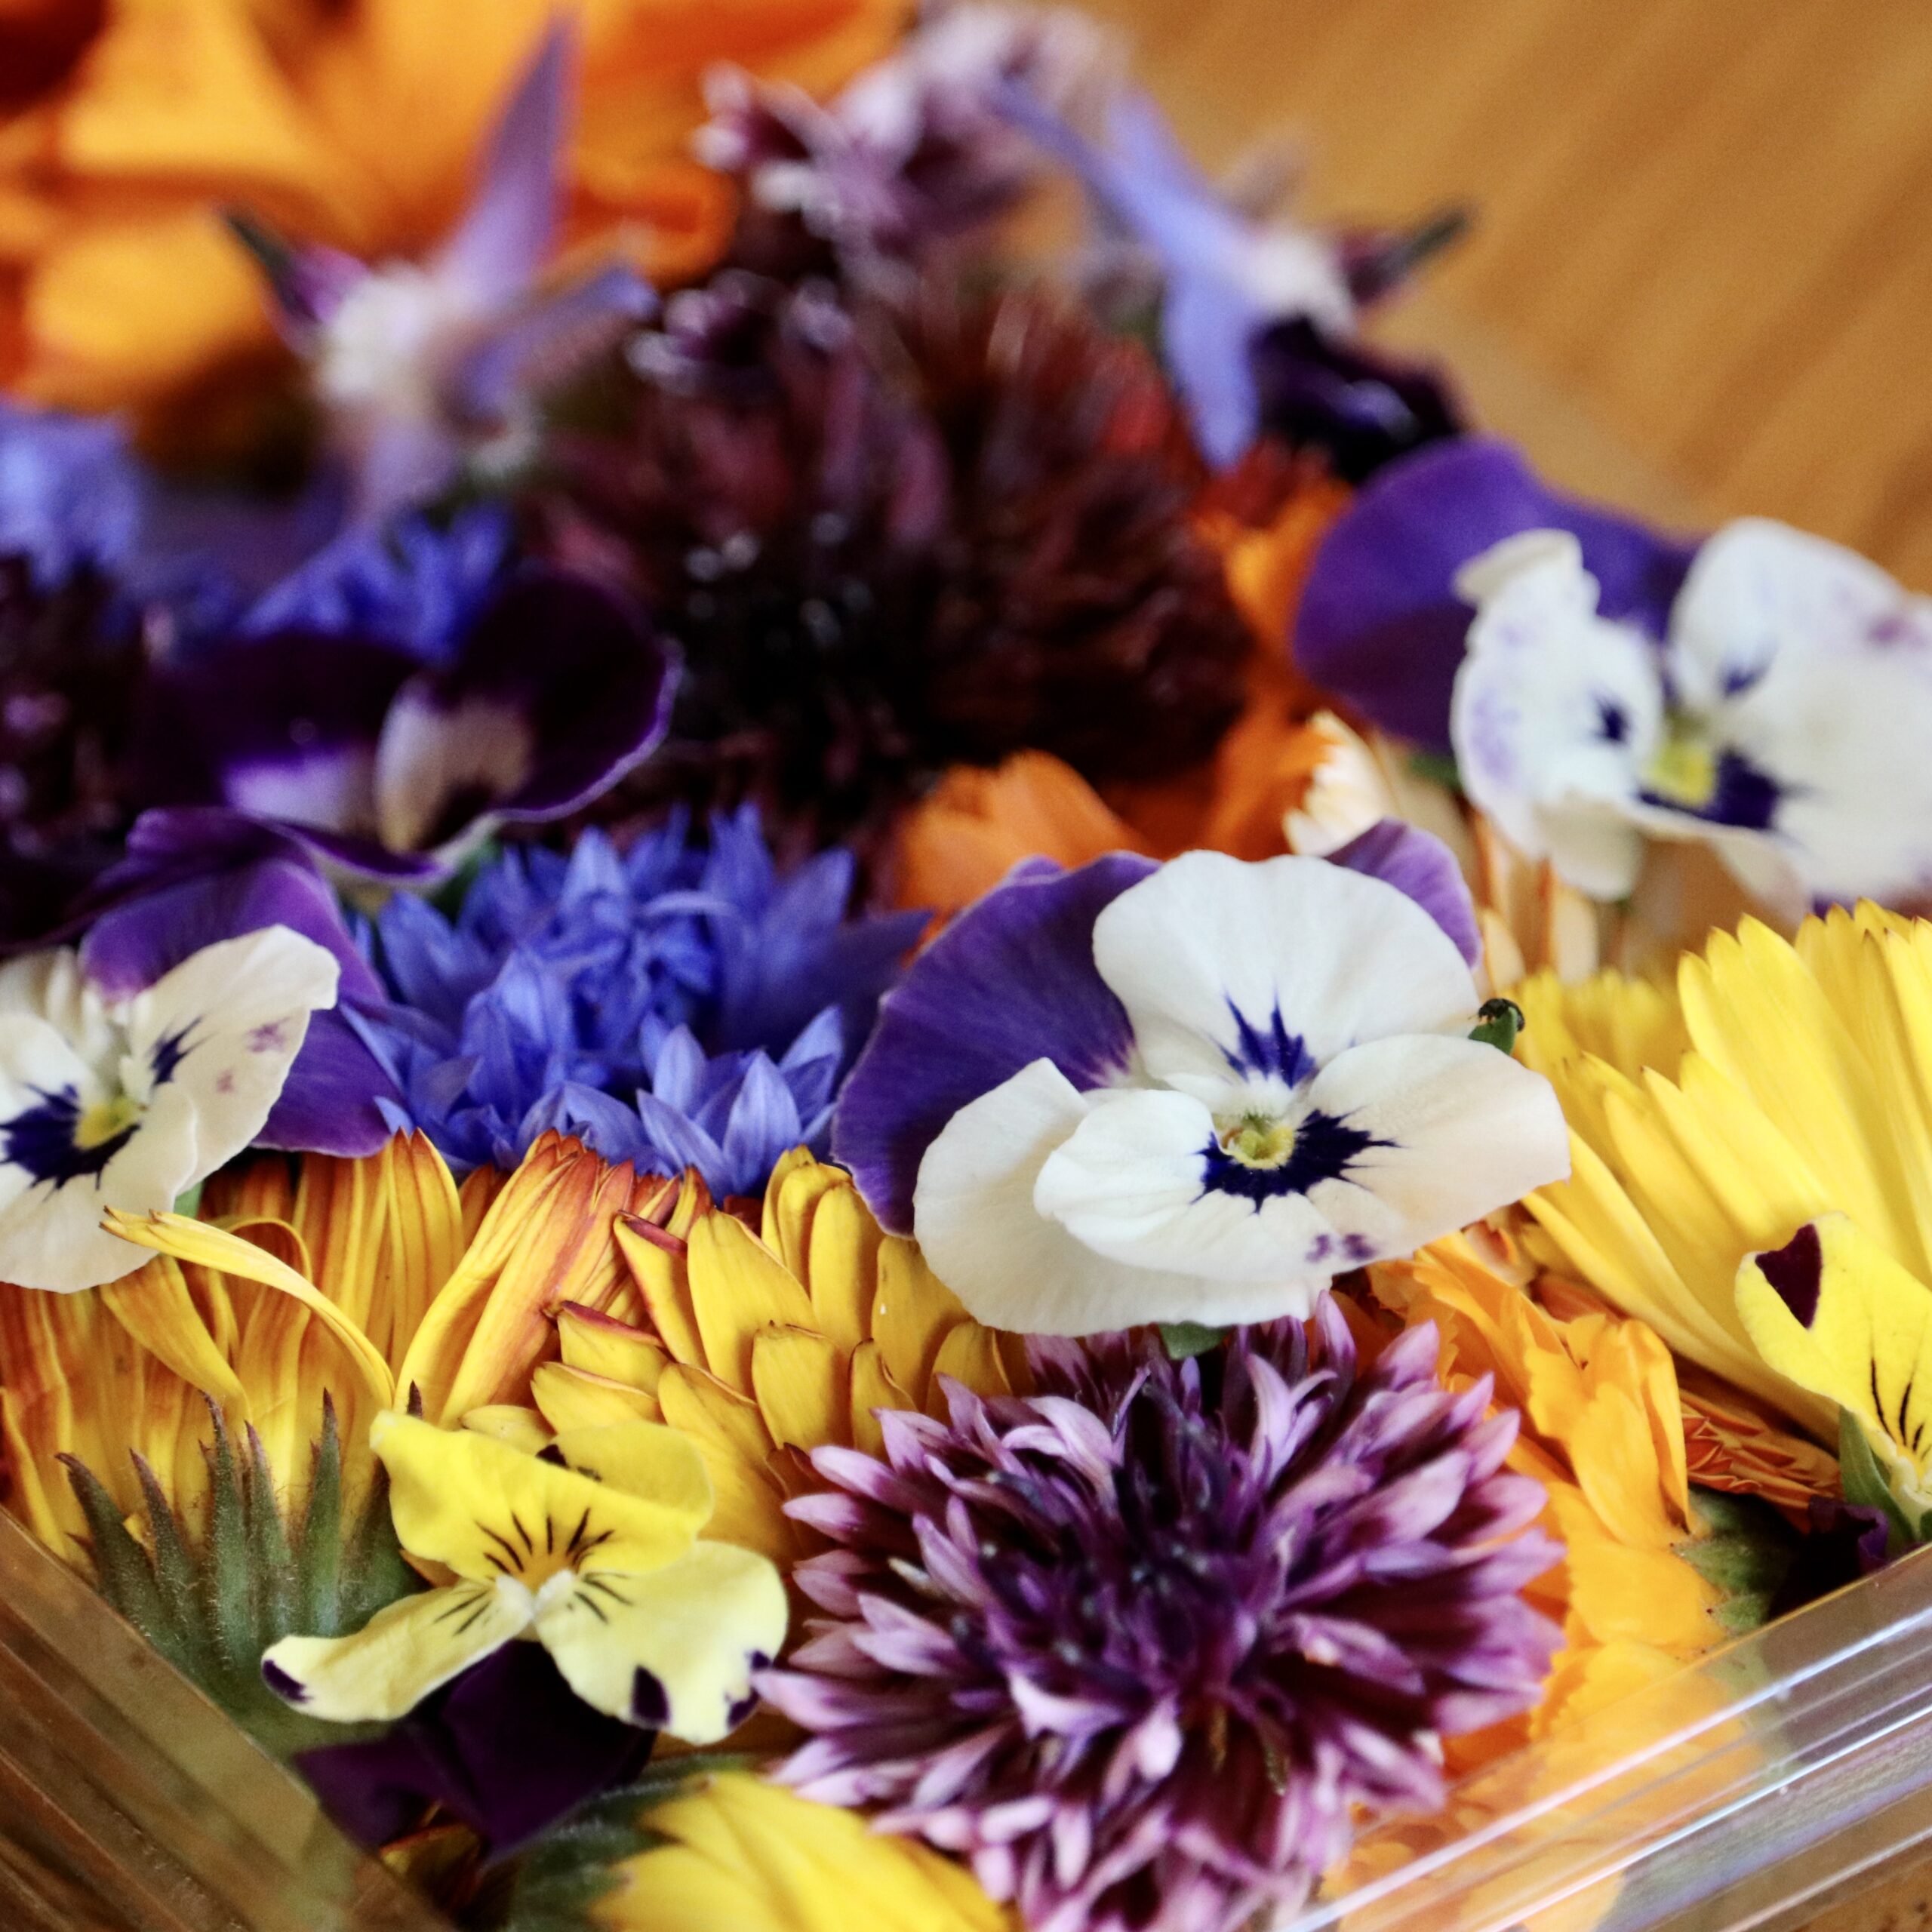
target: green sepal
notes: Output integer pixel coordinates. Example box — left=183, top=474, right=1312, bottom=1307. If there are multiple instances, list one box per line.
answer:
left=63, top=1403, right=423, bottom=1761
left=1837, top=1407, right=1917, bottom=1555
left=1675, top=1487, right=1800, bottom=1634
left=1159, top=1322, right=1229, bottom=1361
left=486, top=1757, right=741, bottom=1932
left=1408, top=749, right=1463, bottom=793
left=1470, top=998, right=1526, bottom=1055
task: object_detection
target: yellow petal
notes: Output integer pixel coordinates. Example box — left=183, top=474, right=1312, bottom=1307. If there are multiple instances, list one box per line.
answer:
left=686, top=1211, right=814, bottom=1394
left=848, top=1338, right=912, bottom=1460
left=106, top=1211, right=392, bottom=1413
left=98, top=1253, right=246, bottom=1417
left=657, top=1361, right=776, bottom=1472
left=872, top=1235, right=967, bottom=1405
left=805, top=1178, right=879, bottom=1355
left=532, top=1361, right=663, bottom=1431
left=262, top=1579, right=527, bottom=1724
left=373, top=1411, right=707, bottom=1584
left=930, top=1322, right=1011, bottom=1411
left=750, top=1325, right=847, bottom=1453
left=761, top=1145, right=838, bottom=1275
left=373, top=1131, right=466, bottom=1367
left=535, top=1540, right=787, bottom=1741
left=463, top=1404, right=555, bottom=1454
left=558, top=1302, right=668, bottom=1392
left=617, top=1216, right=703, bottom=1367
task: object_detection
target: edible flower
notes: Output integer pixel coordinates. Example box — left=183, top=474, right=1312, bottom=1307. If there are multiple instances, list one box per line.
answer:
left=836, top=845, right=1566, bottom=1334
left=0, top=925, right=337, bottom=1291
left=262, top=1412, right=786, bottom=1740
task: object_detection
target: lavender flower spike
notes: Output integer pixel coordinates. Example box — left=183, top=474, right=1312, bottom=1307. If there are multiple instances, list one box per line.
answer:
left=761, top=1307, right=1563, bottom=1932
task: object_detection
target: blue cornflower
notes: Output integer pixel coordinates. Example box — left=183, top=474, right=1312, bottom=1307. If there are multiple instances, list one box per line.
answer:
left=352, top=808, right=924, bottom=1195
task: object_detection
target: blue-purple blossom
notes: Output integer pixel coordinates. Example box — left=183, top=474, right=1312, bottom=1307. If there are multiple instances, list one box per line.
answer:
left=0, top=403, right=142, bottom=589
left=353, top=808, right=923, bottom=1193
left=760, top=1305, right=1563, bottom=1932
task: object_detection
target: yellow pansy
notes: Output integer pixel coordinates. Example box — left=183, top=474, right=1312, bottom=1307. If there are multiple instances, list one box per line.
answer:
left=263, top=1412, right=786, bottom=1739
left=595, top=1770, right=1011, bottom=1932
left=495, top=1150, right=1020, bottom=1565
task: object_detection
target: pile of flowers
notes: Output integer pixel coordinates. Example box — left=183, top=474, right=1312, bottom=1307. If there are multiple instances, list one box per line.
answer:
left=0, top=8, right=1921, bottom=1930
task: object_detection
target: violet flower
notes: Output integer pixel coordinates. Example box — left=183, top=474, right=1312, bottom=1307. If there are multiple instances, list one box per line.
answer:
left=761, top=1308, right=1562, bottom=1932
left=833, top=833, right=1562, bottom=1337
left=1005, top=84, right=1461, bottom=475
left=237, top=24, right=654, bottom=522
left=353, top=808, right=922, bottom=1192
left=133, top=566, right=675, bottom=879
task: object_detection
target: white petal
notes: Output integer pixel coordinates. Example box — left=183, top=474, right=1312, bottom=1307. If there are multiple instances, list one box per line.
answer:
left=1451, top=530, right=1662, bottom=898
left=374, top=686, right=534, bottom=855
left=912, top=1059, right=1223, bottom=1336
left=1091, top=851, right=1478, bottom=1100
left=1033, top=1087, right=1339, bottom=1300
left=123, top=927, right=340, bottom=1173
left=1297, top=1033, right=1571, bottom=1260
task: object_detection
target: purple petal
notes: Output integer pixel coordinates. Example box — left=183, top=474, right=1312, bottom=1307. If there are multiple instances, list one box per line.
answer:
left=433, top=23, right=573, bottom=303
left=832, top=852, right=1153, bottom=1233
left=296, top=1641, right=651, bottom=1857
left=258, top=1005, right=400, bottom=1157
left=453, top=264, right=656, bottom=423
left=1328, top=819, right=1481, bottom=966
left=1293, top=435, right=1698, bottom=751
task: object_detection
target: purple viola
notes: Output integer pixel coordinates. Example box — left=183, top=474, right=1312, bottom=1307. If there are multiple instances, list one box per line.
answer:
left=760, top=1307, right=1562, bottom=1932
left=132, top=566, right=675, bottom=879
left=833, top=833, right=1561, bottom=1337
left=234, top=24, right=653, bottom=523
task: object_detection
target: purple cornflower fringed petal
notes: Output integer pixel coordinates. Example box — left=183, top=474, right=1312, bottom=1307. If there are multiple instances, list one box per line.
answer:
left=770, top=1306, right=1562, bottom=1932
left=832, top=852, right=1155, bottom=1233
left=0, top=401, right=143, bottom=587
left=433, top=23, right=571, bottom=303
left=1294, top=435, right=1699, bottom=752
left=1327, top=818, right=1482, bottom=967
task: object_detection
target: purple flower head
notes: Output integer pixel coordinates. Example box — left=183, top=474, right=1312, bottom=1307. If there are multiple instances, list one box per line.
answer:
left=353, top=806, right=922, bottom=1191
left=1294, top=435, right=1699, bottom=752
left=700, top=4, right=1107, bottom=285
left=0, top=402, right=143, bottom=589
left=761, top=1305, right=1562, bottom=1932
left=234, top=24, right=654, bottom=523
left=72, top=808, right=399, bottom=1156
left=1004, top=85, right=1461, bottom=476
left=134, top=566, right=675, bottom=879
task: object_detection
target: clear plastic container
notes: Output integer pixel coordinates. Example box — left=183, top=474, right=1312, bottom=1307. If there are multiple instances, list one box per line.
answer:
left=6, top=1491, right=1932, bottom=1932
left=0, top=1506, right=441, bottom=1932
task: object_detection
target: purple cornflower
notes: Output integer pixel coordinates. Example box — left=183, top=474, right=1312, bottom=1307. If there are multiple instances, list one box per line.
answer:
left=761, top=1304, right=1561, bottom=1932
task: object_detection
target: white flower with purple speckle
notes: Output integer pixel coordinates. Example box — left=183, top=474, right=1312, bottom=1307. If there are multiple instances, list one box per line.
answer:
left=835, top=838, right=1568, bottom=1335
left=0, top=927, right=339, bottom=1291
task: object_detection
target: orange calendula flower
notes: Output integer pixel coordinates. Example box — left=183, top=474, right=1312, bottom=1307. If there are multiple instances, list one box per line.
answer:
left=1368, top=1235, right=1728, bottom=1768
left=0, top=0, right=905, bottom=426
left=0, top=1130, right=670, bottom=1554
left=481, top=1149, right=1020, bottom=1567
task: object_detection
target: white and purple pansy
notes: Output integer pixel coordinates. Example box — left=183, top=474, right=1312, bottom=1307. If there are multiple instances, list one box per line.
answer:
left=0, top=924, right=339, bottom=1292
left=1452, top=517, right=1932, bottom=909
left=134, top=570, right=675, bottom=880
left=834, top=829, right=1567, bottom=1335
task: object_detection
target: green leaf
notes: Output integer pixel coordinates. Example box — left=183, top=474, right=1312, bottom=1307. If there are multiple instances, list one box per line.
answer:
left=1676, top=1487, right=1799, bottom=1633
left=1408, top=749, right=1464, bottom=793
left=1469, top=997, right=1525, bottom=1055
left=1159, top=1322, right=1229, bottom=1361
left=1838, top=1408, right=1916, bottom=1555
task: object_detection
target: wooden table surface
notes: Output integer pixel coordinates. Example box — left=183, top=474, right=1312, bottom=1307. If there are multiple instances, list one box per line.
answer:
left=1082, top=0, right=1932, bottom=580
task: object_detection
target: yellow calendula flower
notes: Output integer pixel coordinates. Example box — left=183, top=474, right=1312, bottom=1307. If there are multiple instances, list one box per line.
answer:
left=491, top=1150, right=1020, bottom=1564
left=596, top=1770, right=1011, bottom=1932
left=1513, top=906, right=1932, bottom=1500
left=0, top=1129, right=672, bottom=1552
left=1371, top=1235, right=1727, bottom=1765
left=0, top=0, right=904, bottom=429
left=261, top=1413, right=786, bottom=1740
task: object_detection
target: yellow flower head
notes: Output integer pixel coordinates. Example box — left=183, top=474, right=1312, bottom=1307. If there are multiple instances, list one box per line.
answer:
left=261, top=1413, right=786, bottom=1740
left=1514, top=906, right=1932, bottom=1497
left=595, top=1770, right=1011, bottom=1932
left=500, top=1150, right=1020, bottom=1565
left=1369, top=1235, right=1726, bottom=1764
left=0, top=1130, right=669, bottom=1552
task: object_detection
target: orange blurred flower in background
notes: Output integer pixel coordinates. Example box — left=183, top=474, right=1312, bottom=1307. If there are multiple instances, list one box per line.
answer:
left=0, top=0, right=904, bottom=433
